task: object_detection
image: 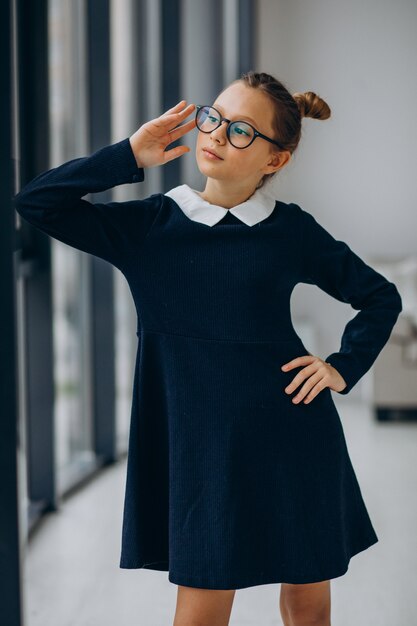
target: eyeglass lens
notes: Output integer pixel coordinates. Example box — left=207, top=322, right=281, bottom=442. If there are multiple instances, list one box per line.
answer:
left=196, top=106, right=255, bottom=148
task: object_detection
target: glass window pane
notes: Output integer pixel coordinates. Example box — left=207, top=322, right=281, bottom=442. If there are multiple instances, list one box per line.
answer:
left=48, top=0, right=95, bottom=492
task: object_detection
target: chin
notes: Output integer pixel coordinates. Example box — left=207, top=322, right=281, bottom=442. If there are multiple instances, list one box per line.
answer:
left=196, top=156, right=216, bottom=177
left=196, top=155, right=225, bottom=179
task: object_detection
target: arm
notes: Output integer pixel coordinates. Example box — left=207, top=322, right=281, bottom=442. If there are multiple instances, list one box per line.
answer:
left=297, top=204, right=403, bottom=395
left=13, top=138, right=162, bottom=274
left=13, top=100, right=197, bottom=273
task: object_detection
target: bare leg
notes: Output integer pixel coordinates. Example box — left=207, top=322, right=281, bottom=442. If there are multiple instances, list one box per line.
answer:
left=279, top=580, right=331, bottom=626
left=172, top=584, right=236, bottom=626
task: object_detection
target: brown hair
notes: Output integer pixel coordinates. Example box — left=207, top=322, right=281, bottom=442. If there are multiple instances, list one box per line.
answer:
left=227, top=70, right=331, bottom=189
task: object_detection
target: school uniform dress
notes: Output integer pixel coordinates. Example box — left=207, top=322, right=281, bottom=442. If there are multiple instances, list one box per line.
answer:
left=13, top=137, right=403, bottom=590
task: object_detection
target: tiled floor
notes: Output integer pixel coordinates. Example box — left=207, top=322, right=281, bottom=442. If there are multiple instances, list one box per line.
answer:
left=24, top=399, right=417, bottom=626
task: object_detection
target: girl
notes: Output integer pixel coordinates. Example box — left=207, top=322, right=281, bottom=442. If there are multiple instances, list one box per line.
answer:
left=14, top=71, right=402, bottom=626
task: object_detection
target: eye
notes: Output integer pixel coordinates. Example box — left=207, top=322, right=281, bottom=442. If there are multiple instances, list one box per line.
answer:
left=230, top=122, right=251, bottom=137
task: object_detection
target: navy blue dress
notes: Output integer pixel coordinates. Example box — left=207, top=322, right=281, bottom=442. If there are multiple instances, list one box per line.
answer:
left=13, top=138, right=403, bottom=590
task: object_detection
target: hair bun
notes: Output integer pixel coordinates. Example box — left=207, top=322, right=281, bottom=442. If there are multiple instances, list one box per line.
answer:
left=292, top=91, right=331, bottom=121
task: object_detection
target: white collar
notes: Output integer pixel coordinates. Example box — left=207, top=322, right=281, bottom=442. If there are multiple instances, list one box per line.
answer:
left=164, top=183, right=277, bottom=226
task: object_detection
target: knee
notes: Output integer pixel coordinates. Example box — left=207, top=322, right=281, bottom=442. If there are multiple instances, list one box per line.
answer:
left=173, top=586, right=236, bottom=626
left=280, top=580, right=331, bottom=626
left=284, top=603, right=330, bottom=626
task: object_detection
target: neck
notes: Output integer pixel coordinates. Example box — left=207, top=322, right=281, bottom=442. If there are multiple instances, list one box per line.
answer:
left=198, top=178, right=260, bottom=209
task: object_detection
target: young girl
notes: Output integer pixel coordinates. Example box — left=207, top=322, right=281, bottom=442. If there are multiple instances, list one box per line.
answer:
left=14, top=70, right=402, bottom=626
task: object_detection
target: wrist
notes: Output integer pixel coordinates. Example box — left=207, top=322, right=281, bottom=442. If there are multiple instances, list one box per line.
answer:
left=128, top=137, right=144, bottom=169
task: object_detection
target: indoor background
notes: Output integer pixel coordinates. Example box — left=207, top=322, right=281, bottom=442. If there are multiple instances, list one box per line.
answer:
left=1, top=0, right=416, bottom=625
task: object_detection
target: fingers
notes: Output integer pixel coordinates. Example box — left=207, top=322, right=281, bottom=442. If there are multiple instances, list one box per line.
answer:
left=289, top=373, right=324, bottom=404
left=282, top=355, right=331, bottom=404
left=162, top=116, right=196, bottom=161
left=158, top=102, right=196, bottom=127
left=283, top=360, right=318, bottom=396
left=165, top=99, right=188, bottom=114
left=163, top=144, right=191, bottom=164
left=168, top=117, right=197, bottom=142
left=281, top=354, right=314, bottom=371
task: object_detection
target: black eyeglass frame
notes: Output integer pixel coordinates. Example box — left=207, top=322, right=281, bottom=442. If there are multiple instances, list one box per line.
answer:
left=195, top=104, right=284, bottom=151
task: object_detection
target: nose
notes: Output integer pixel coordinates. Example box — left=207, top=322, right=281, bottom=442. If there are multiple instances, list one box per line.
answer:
left=210, top=120, right=228, bottom=143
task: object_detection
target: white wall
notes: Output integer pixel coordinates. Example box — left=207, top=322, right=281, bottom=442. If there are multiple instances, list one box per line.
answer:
left=257, top=0, right=417, bottom=399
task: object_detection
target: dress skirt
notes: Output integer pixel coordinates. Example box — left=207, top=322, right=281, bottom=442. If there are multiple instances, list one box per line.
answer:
left=119, top=329, right=379, bottom=589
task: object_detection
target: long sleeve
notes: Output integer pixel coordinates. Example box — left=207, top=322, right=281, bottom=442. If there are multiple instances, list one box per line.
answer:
left=13, top=138, right=162, bottom=274
left=297, top=204, right=403, bottom=394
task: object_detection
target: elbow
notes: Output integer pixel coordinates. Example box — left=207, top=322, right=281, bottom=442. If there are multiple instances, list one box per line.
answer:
left=397, top=291, right=403, bottom=314
left=13, top=190, right=39, bottom=223
left=389, top=282, right=403, bottom=321
left=13, top=190, right=28, bottom=217
left=392, top=283, right=403, bottom=313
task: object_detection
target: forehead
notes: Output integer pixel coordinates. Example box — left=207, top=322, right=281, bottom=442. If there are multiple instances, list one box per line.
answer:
left=212, top=83, right=273, bottom=129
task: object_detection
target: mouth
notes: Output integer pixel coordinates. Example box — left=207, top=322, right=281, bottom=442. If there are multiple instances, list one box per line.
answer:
left=202, top=147, right=224, bottom=160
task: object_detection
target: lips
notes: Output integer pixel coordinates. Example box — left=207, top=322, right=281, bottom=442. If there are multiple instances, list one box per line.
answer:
left=203, top=147, right=223, bottom=160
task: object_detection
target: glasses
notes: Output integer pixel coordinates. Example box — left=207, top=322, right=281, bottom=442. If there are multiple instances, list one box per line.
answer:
left=195, top=104, right=284, bottom=150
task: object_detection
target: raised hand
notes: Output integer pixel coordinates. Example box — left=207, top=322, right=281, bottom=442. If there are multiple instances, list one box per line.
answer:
left=129, top=100, right=196, bottom=169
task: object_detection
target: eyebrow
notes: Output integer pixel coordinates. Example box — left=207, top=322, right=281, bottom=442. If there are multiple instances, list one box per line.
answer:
left=211, top=104, right=258, bottom=127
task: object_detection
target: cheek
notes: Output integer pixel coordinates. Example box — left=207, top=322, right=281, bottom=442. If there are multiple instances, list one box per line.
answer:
left=195, top=135, right=203, bottom=163
left=195, top=134, right=209, bottom=161
left=231, top=152, right=259, bottom=174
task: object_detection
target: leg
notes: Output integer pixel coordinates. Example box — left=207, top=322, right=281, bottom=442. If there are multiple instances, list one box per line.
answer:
left=279, top=580, right=331, bottom=626
left=172, top=584, right=236, bottom=626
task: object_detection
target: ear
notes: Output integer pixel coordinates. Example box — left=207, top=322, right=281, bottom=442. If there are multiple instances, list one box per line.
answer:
left=264, top=150, right=291, bottom=174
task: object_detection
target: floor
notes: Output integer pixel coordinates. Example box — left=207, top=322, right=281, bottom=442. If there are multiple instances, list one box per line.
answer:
left=24, top=398, right=417, bottom=626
